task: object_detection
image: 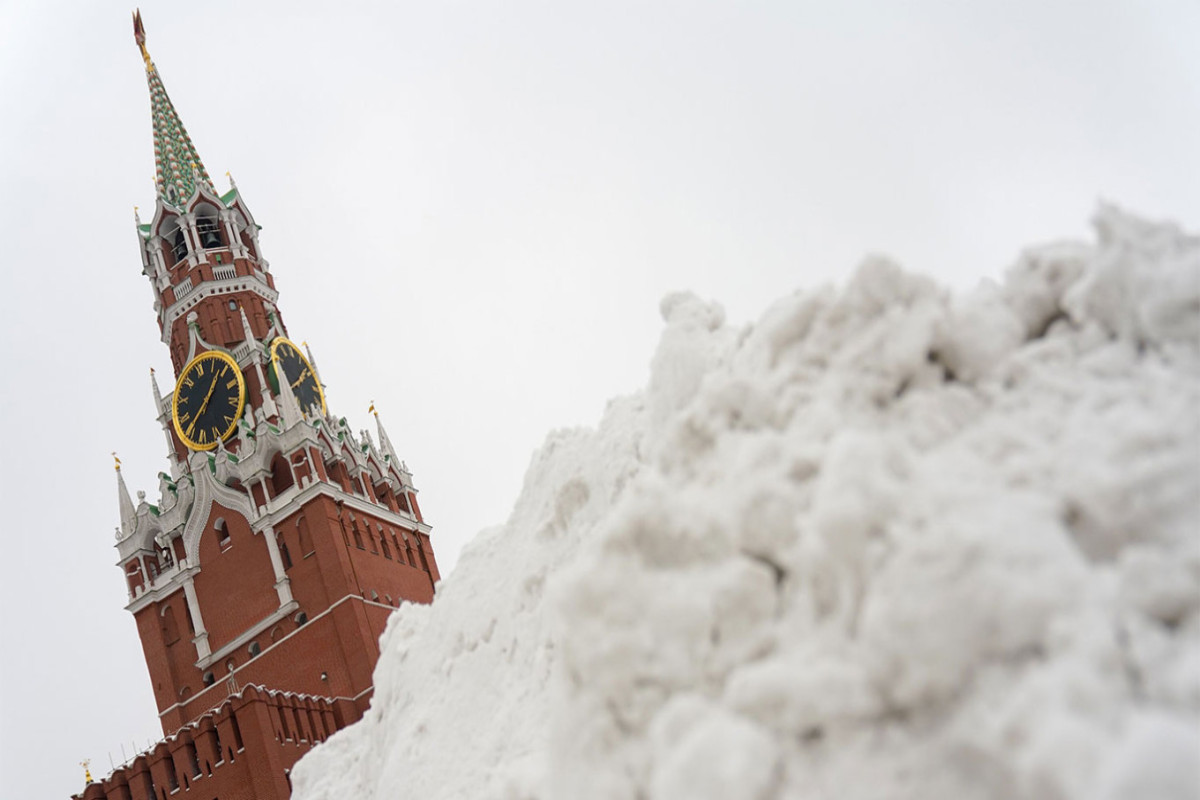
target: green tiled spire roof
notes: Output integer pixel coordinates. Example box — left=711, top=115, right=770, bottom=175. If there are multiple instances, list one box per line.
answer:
left=133, top=10, right=214, bottom=206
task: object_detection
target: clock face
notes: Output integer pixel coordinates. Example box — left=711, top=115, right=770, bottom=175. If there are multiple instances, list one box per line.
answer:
left=172, top=351, right=247, bottom=451
left=270, top=337, right=326, bottom=416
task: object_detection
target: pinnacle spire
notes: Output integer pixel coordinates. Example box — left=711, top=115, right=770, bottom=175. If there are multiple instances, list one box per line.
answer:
left=239, top=304, right=256, bottom=346
left=149, top=366, right=162, bottom=407
left=115, top=455, right=137, bottom=538
left=134, top=10, right=214, bottom=206
left=373, top=405, right=400, bottom=464
left=276, top=362, right=304, bottom=428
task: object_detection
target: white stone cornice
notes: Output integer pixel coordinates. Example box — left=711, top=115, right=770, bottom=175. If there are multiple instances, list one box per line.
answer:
left=251, top=478, right=428, bottom=536
left=160, top=273, right=279, bottom=348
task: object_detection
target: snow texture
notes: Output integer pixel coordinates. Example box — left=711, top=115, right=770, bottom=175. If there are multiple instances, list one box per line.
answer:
left=292, top=206, right=1200, bottom=800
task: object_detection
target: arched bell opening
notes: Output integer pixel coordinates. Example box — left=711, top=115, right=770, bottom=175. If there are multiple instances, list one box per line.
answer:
left=194, top=202, right=225, bottom=250
left=160, top=217, right=189, bottom=268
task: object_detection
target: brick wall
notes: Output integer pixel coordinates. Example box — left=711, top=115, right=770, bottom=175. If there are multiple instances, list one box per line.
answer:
left=75, top=686, right=357, bottom=800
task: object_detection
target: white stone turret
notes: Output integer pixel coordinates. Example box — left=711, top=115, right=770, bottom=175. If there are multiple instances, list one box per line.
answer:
left=150, top=366, right=163, bottom=407
left=275, top=357, right=304, bottom=429
left=240, top=304, right=277, bottom=419
left=117, top=465, right=137, bottom=539
left=150, top=368, right=185, bottom=478
left=303, top=341, right=324, bottom=392
left=375, top=411, right=399, bottom=465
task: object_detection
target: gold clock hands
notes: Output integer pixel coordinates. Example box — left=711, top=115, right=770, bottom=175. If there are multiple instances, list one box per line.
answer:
left=189, top=374, right=221, bottom=436
left=291, top=368, right=310, bottom=390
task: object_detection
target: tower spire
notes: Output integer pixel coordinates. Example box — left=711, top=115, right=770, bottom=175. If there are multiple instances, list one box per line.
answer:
left=373, top=404, right=400, bottom=464
left=149, top=366, right=162, bottom=407
left=133, top=10, right=214, bottom=206
left=276, top=362, right=304, bottom=428
left=115, top=454, right=136, bottom=538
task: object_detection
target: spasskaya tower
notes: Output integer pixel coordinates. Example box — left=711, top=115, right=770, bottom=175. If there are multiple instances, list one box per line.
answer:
left=76, top=12, right=441, bottom=799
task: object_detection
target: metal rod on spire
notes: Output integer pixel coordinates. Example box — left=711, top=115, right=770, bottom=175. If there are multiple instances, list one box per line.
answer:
left=132, top=9, right=152, bottom=70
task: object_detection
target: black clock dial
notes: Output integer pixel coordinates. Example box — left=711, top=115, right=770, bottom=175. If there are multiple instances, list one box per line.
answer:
left=172, top=351, right=247, bottom=451
left=270, top=337, right=325, bottom=416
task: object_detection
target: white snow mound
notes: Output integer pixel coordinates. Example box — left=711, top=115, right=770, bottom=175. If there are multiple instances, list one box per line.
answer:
left=292, top=206, right=1200, bottom=800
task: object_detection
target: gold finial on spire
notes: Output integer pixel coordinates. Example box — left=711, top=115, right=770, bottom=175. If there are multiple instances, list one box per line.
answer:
left=369, top=400, right=377, bottom=417
left=81, top=758, right=93, bottom=784
left=112, top=452, right=122, bottom=471
left=132, top=9, right=153, bottom=70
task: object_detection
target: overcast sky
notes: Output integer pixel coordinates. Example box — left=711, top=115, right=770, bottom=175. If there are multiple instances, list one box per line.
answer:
left=1, top=1, right=1196, bottom=797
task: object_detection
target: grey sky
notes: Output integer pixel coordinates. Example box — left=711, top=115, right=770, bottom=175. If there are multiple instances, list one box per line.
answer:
left=1, top=1, right=1196, bottom=797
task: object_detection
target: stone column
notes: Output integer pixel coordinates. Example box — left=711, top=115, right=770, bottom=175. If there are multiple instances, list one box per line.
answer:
left=260, top=525, right=294, bottom=607
left=219, top=209, right=241, bottom=256
left=183, top=213, right=203, bottom=265
left=149, top=237, right=169, bottom=286
left=183, top=575, right=211, bottom=660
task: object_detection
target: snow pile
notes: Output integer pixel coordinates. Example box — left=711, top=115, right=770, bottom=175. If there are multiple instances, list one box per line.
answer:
left=292, top=207, right=1200, bottom=800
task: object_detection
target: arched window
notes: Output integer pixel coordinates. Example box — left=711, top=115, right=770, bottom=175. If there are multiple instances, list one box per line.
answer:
left=236, top=213, right=257, bottom=258
left=215, top=517, right=231, bottom=549
left=380, top=535, right=391, bottom=560
left=297, top=517, right=314, bottom=557
left=271, top=452, right=294, bottom=497
left=161, top=605, right=181, bottom=645
left=168, top=226, right=188, bottom=264
left=276, top=530, right=292, bottom=570
left=126, top=560, right=144, bottom=595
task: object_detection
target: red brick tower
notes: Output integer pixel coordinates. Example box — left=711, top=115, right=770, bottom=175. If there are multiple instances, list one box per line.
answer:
left=76, top=13, right=440, bottom=799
